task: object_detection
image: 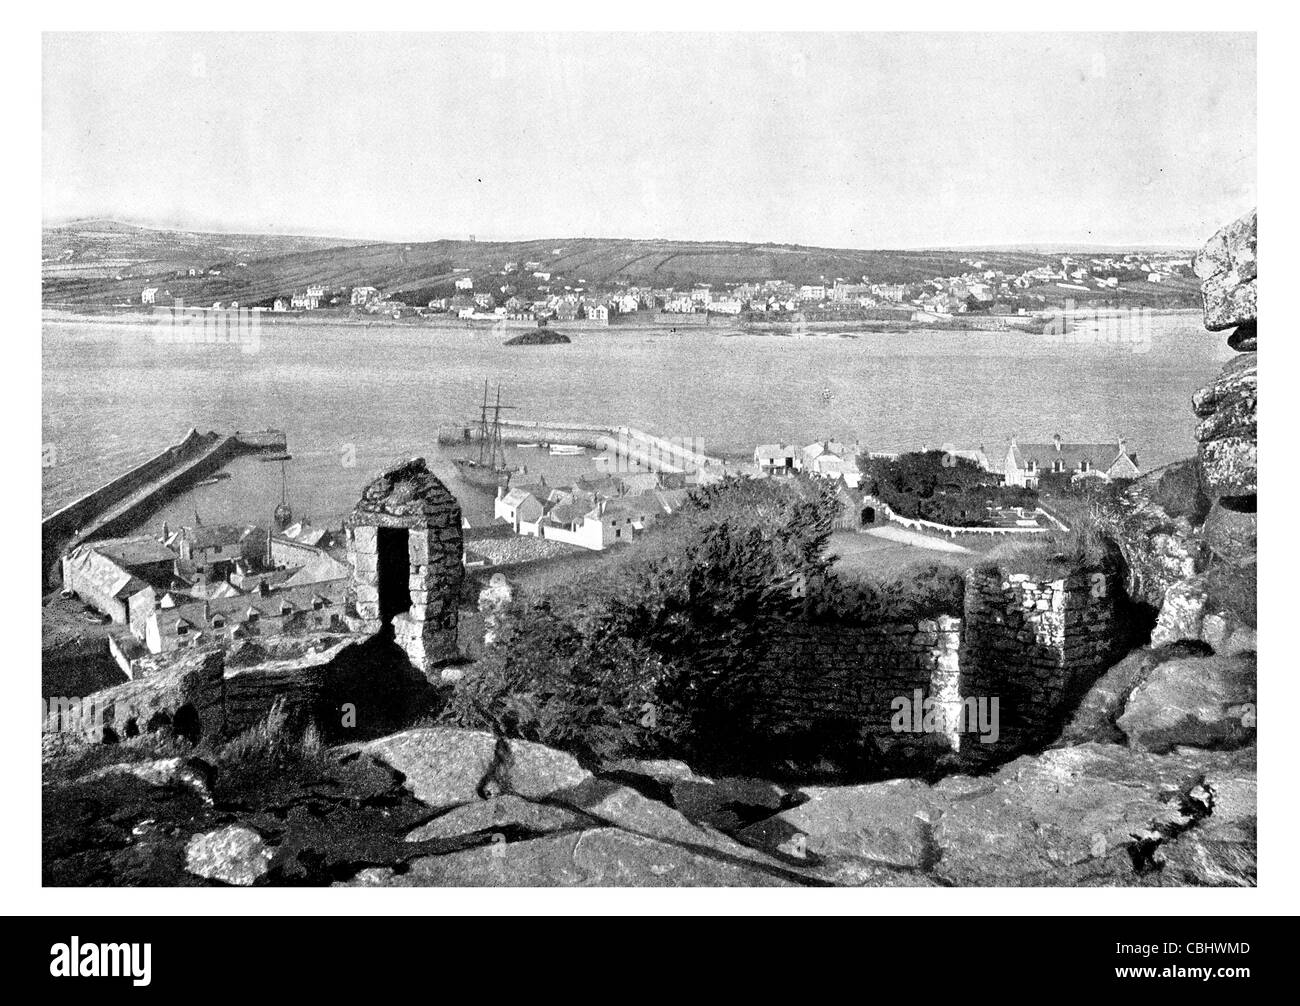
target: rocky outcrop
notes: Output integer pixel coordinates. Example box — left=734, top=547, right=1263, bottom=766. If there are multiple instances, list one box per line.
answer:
left=1117, top=653, right=1256, bottom=754
left=1096, top=208, right=1256, bottom=651
left=1094, top=461, right=1206, bottom=612
left=1192, top=209, right=1257, bottom=509
left=1192, top=208, right=1256, bottom=332
left=45, top=712, right=1256, bottom=887
left=739, top=742, right=1254, bottom=886
left=1150, top=560, right=1257, bottom=651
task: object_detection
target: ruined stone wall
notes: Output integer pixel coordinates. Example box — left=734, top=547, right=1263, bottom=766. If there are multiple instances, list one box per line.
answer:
left=755, top=616, right=961, bottom=763
left=754, top=569, right=1119, bottom=770
left=959, top=568, right=1120, bottom=763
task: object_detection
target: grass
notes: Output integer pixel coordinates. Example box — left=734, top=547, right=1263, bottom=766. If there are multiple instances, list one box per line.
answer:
left=980, top=520, right=1110, bottom=580
left=211, top=699, right=329, bottom=798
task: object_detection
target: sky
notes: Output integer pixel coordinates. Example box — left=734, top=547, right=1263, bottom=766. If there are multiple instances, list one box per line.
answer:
left=42, top=32, right=1256, bottom=249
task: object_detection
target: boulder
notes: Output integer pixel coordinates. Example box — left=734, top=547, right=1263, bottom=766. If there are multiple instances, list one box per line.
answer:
left=1198, top=437, right=1256, bottom=500
left=1193, top=354, right=1257, bottom=442
left=362, top=728, right=591, bottom=809
left=1201, top=502, right=1256, bottom=565
left=1192, top=208, right=1256, bottom=332
left=1150, top=560, right=1256, bottom=649
left=1117, top=653, right=1256, bottom=753
left=184, top=825, right=272, bottom=886
left=1056, top=648, right=1170, bottom=745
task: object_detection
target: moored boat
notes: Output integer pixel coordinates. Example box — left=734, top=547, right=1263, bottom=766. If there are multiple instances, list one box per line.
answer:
left=453, top=381, right=519, bottom=492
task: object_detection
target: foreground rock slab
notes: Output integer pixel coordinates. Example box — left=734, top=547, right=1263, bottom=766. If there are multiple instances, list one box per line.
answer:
left=739, top=743, right=1254, bottom=887
left=363, top=728, right=592, bottom=809
left=342, top=828, right=801, bottom=887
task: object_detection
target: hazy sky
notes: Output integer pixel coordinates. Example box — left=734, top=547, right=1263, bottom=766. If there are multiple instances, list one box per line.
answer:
left=42, top=32, right=1256, bottom=248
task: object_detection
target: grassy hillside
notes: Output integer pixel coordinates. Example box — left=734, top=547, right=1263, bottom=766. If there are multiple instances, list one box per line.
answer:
left=41, top=221, right=1199, bottom=309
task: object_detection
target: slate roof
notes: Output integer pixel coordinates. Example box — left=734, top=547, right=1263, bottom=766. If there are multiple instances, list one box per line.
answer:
left=1010, top=441, right=1133, bottom=471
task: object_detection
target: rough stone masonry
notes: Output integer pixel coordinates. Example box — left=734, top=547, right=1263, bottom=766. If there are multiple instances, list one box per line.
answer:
left=345, top=457, right=464, bottom=679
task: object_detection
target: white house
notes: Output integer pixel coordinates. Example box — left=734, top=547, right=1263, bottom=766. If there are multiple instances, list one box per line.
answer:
left=754, top=444, right=801, bottom=477
left=495, top=486, right=543, bottom=529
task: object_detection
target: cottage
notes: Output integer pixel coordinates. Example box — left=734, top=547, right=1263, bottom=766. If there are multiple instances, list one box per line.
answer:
left=494, top=486, right=544, bottom=528
left=1003, top=435, right=1139, bottom=489
left=754, top=443, right=801, bottom=477
left=61, top=536, right=178, bottom=625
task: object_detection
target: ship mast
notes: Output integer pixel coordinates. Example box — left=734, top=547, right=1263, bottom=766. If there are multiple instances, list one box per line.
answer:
left=476, top=379, right=491, bottom=466
left=490, top=384, right=503, bottom=470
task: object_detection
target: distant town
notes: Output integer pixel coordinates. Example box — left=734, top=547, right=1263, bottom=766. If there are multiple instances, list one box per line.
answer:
left=132, top=248, right=1197, bottom=326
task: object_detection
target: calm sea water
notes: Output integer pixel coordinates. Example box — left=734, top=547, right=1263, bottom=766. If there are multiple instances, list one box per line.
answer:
left=42, top=313, right=1232, bottom=529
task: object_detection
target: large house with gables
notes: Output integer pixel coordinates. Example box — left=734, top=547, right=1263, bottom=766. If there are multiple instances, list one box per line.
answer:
left=1003, top=435, right=1139, bottom=489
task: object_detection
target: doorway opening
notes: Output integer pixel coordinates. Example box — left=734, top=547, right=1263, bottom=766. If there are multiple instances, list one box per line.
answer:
left=376, top=527, right=410, bottom=624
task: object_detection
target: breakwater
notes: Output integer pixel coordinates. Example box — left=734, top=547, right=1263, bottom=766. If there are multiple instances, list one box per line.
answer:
left=438, top=419, right=614, bottom=449
left=437, top=419, right=727, bottom=476
left=41, top=428, right=287, bottom=586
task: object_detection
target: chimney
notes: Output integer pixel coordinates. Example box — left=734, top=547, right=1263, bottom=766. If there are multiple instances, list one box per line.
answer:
left=497, top=484, right=506, bottom=501
left=1053, top=434, right=1062, bottom=451
left=160, top=520, right=170, bottom=543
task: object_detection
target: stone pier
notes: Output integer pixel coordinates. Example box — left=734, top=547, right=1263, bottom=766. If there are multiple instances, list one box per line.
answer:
left=345, top=458, right=464, bottom=679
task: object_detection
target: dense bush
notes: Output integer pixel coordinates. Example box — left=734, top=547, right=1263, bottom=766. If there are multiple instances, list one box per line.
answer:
left=862, top=450, right=1036, bottom=527
left=439, top=476, right=840, bottom=770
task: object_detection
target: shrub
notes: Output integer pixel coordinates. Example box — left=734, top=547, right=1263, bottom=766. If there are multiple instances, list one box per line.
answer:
left=215, top=698, right=327, bottom=785
left=440, top=476, right=840, bottom=770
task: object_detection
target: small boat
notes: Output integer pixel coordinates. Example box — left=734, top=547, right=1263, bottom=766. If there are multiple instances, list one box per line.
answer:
left=516, top=442, right=541, bottom=449
left=196, top=472, right=232, bottom=486
left=549, top=444, right=584, bottom=456
left=260, top=453, right=293, bottom=462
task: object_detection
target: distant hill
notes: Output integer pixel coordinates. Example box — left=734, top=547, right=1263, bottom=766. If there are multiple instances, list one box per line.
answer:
left=40, top=220, right=1199, bottom=309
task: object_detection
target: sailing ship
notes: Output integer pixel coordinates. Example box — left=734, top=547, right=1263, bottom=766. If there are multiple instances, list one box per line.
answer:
left=453, top=381, right=520, bottom=492
left=273, top=457, right=293, bottom=530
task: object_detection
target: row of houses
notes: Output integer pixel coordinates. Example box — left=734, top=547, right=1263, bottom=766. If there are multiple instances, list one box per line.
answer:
left=62, top=518, right=351, bottom=658
left=492, top=476, right=691, bottom=551
left=753, top=440, right=867, bottom=488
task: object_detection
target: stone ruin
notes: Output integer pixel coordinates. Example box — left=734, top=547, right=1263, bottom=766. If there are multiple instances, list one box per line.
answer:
left=345, top=457, right=464, bottom=679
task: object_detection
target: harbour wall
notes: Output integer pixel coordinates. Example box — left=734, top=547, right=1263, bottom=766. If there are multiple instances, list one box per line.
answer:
left=42, top=428, right=287, bottom=586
